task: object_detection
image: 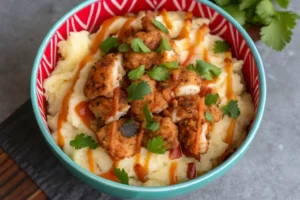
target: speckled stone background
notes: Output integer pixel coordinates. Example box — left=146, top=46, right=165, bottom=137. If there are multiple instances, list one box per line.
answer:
left=0, top=0, right=300, bottom=200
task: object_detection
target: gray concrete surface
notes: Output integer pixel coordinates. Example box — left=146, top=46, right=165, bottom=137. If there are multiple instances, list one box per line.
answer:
left=0, top=0, right=300, bottom=200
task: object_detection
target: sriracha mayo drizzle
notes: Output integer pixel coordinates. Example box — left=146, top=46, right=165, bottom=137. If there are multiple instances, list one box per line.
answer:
left=194, top=97, right=204, bottom=154
left=56, top=16, right=120, bottom=148
left=87, top=149, right=95, bottom=173
left=118, top=18, right=135, bottom=41
left=161, top=9, right=173, bottom=30
left=134, top=152, right=152, bottom=183
left=100, top=167, right=119, bottom=182
left=182, top=24, right=209, bottom=67
left=169, top=162, right=178, bottom=185
left=75, top=101, right=96, bottom=131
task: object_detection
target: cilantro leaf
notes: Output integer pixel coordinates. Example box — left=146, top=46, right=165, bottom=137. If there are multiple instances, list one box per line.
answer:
left=239, top=0, right=260, bottom=10
left=261, top=11, right=297, bottom=51
left=214, top=0, right=231, bottom=6
left=128, top=65, right=145, bottom=80
left=256, top=0, right=275, bottom=24
left=158, top=62, right=180, bottom=69
left=143, top=104, right=160, bottom=132
left=127, top=81, right=151, bottom=102
left=187, top=64, right=195, bottom=71
left=70, top=133, right=99, bottom=150
left=195, top=60, right=222, bottom=80
left=147, top=136, right=167, bottom=154
left=223, top=5, right=246, bottom=26
left=205, top=111, right=214, bottom=122
left=100, top=37, right=119, bottom=54
left=205, top=93, right=219, bottom=106
left=221, top=100, right=240, bottom=119
left=118, top=43, right=129, bottom=52
left=131, top=38, right=151, bottom=53
left=214, top=40, right=230, bottom=53
left=156, top=37, right=172, bottom=54
left=152, top=19, right=169, bottom=33
left=148, top=66, right=170, bottom=81
left=275, top=0, right=289, bottom=9
left=114, top=168, right=129, bottom=184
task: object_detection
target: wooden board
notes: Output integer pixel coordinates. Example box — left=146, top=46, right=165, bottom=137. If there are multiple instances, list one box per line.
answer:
left=0, top=148, right=47, bottom=200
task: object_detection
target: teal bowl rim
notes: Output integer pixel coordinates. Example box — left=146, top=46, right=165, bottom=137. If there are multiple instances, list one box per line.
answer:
left=30, top=0, right=266, bottom=193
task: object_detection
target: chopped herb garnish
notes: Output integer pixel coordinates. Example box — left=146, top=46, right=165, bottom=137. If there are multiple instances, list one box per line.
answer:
left=156, top=37, right=172, bottom=53
left=118, top=43, right=129, bottom=52
left=152, top=19, right=169, bottom=34
left=221, top=100, right=240, bottom=119
left=127, top=81, right=151, bottom=102
left=143, top=104, right=160, bottom=132
left=147, top=136, right=167, bottom=154
left=158, top=61, right=180, bottom=69
left=205, top=94, right=219, bottom=106
left=100, top=37, right=119, bottom=54
left=214, top=40, right=230, bottom=53
left=148, top=66, right=170, bottom=81
left=114, top=167, right=129, bottom=184
left=128, top=65, right=145, bottom=80
left=187, top=64, right=195, bottom=70
left=131, top=38, right=151, bottom=53
left=69, top=133, right=99, bottom=150
left=195, top=60, right=222, bottom=80
left=205, top=111, right=214, bottom=122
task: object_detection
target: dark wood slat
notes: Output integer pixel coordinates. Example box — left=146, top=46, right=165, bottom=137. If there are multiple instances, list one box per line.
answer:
left=0, top=149, right=47, bottom=200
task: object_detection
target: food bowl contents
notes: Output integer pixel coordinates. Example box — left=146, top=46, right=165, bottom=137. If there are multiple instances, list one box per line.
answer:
left=44, top=10, right=254, bottom=186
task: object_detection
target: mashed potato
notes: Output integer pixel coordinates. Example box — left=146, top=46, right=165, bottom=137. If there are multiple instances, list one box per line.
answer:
left=44, top=11, right=254, bottom=186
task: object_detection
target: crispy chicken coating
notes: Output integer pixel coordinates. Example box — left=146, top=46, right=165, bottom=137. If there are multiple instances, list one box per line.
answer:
left=84, top=53, right=125, bottom=99
left=143, top=117, right=179, bottom=149
left=123, top=52, right=161, bottom=70
left=89, top=89, right=130, bottom=124
left=96, top=119, right=141, bottom=160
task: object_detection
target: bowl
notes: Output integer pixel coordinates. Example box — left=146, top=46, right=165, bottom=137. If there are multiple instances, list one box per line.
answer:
left=30, top=0, right=266, bottom=199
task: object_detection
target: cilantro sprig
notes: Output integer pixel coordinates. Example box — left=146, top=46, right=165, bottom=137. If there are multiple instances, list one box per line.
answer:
left=114, top=167, right=129, bottom=184
left=152, top=19, right=169, bottom=33
left=212, top=0, right=299, bottom=51
left=158, top=61, right=180, bottom=69
left=195, top=60, right=222, bottom=80
left=128, top=65, right=145, bottom=80
left=118, top=43, right=129, bottom=52
left=156, top=37, right=172, bottom=53
left=214, top=40, right=230, bottom=53
left=127, top=81, right=151, bottom=102
left=131, top=38, right=151, bottom=53
left=70, top=133, right=99, bottom=150
left=205, top=93, right=219, bottom=106
left=147, top=66, right=170, bottom=81
left=147, top=136, right=167, bottom=154
left=100, top=37, right=119, bottom=54
left=143, top=104, right=160, bottom=132
left=205, top=111, right=214, bottom=122
left=222, top=100, right=240, bottom=119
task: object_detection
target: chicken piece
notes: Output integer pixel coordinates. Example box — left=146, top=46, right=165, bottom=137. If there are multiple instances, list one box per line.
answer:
left=141, top=10, right=158, bottom=32
left=174, top=69, right=201, bottom=97
left=205, top=105, right=223, bottom=123
left=131, top=75, right=168, bottom=121
left=178, top=118, right=209, bottom=159
left=84, top=53, right=125, bottom=99
left=143, top=117, right=179, bottom=149
left=96, top=119, right=142, bottom=160
left=161, top=42, right=180, bottom=63
left=133, top=31, right=170, bottom=51
left=123, top=52, right=161, bottom=70
left=89, top=89, right=130, bottom=124
left=169, top=95, right=200, bottom=122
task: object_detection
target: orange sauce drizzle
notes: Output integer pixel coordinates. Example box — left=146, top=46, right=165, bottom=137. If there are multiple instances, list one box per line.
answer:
left=87, top=149, right=95, bottom=173
left=172, top=69, right=180, bottom=81
left=118, top=17, right=135, bottom=41
left=161, top=9, right=173, bottom=30
left=209, top=123, right=214, bottom=133
left=100, top=167, right=119, bottom=182
left=182, top=24, right=209, bottom=67
left=178, top=12, right=193, bottom=39
left=75, top=101, right=96, bottom=131
left=194, top=97, right=204, bottom=154
left=169, top=162, right=178, bottom=185
left=203, top=48, right=209, bottom=62
left=56, top=16, right=120, bottom=148
left=134, top=152, right=152, bottom=183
